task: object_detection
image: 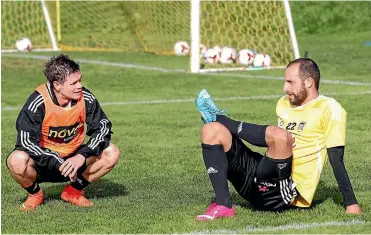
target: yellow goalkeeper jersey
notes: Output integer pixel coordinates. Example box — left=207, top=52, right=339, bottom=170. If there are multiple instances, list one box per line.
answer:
left=276, top=95, right=347, bottom=207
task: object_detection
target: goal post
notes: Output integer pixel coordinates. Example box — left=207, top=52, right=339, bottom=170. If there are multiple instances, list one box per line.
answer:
left=2, top=1, right=299, bottom=71
left=1, top=0, right=59, bottom=52
left=190, top=0, right=201, bottom=73
left=283, top=0, right=300, bottom=60
left=40, top=0, right=59, bottom=51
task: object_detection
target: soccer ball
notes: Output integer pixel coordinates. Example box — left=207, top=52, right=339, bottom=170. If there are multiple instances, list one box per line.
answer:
left=213, top=45, right=222, bottom=55
left=237, top=49, right=255, bottom=65
left=220, top=47, right=237, bottom=64
left=202, top=48, right=220, bottom=64
left=253, top=53, right=271, bottom=67
left=174, top=41, right=190, bottom=56
left=15, top=37, right=32, bottom=52
left=199, top=44, right=207, bottom=57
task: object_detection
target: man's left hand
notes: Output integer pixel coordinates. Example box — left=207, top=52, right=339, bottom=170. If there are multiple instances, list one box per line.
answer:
left=345, top=204, right=361, bottom=214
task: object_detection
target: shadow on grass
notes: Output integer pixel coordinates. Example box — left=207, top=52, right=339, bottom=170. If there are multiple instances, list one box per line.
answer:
left=230, top=192, right=253, bottom=209
left=310, top=181, right=344, bottom=208
left=229, top=180, right=343, bottom=213
left=18, top=179, right=129, bottom=203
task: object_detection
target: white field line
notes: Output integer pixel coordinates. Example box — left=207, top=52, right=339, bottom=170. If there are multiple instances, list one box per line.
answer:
left=2, top=90, right=371, bottom=112
left=1, top=54, right=186, bottom=73
left=2, top=56, right=370, bottom=233
left=207, top=72, right=371, bottom=86
left=188, top=219, right=369, bottom=234
left=2, top=53, right=371, bottom=86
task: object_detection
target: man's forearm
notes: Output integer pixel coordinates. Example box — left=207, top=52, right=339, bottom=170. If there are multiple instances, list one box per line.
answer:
left=328, top=146, right=358, bottom=206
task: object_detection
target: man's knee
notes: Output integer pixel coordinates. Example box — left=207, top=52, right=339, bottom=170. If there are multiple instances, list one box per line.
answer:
left=265, top=126, right=292, bottom=148
left=7, top=150, right=33, bottom=175
left=101, top=143, right=120, bottom=167
left=201, top=122, right=231, bottom=146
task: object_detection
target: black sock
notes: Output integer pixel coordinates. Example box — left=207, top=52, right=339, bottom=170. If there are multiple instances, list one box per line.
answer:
left=217, top=115, right=268, bottom=147
left=70, top=175, right=90, bottom=190
left=202, top=143, right=232, bottom=208
left=24, top=181, right=40, bottom=194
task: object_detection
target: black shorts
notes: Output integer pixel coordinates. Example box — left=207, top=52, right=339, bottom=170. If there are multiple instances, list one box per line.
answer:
left=226, top=135, right=297, bottom=212
left=35, top=155, right=87, bottom=183
left=7, top=146, right=87, bottom=183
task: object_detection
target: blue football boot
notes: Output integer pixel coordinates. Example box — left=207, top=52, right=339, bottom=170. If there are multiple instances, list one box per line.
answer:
left=195, top=89, right=226, bottom=123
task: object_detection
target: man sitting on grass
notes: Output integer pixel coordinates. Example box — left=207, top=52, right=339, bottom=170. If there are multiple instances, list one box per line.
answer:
left=194, top=58, right=361, bottom=221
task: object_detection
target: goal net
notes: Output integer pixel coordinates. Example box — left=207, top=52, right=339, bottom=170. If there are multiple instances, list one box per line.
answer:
left=1, top=1, right=299, bottom=72
left=1, top=1, right=56, bottom=51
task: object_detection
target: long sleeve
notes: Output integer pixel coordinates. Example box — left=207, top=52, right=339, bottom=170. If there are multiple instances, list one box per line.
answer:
left=15, top=91, right=64, bottom=169
left=76, top=88, right=112, bottom=158
left=321, top=99, right=357, bottom=206
left=327, top=146, right=358, bottom=206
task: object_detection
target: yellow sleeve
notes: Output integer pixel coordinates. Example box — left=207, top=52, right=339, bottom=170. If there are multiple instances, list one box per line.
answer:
left=322, top=99, right=347, bottom=148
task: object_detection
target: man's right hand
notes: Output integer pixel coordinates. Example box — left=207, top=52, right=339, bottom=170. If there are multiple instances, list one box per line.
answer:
left=59, top=154, right=85, bottom=181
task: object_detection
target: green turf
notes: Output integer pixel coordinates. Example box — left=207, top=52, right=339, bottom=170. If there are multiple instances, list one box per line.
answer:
left=291, top=2, right=371, bottom=35
left=2, top=2, right=371, bottom=233
left=2, top=30, right=371, bottom=233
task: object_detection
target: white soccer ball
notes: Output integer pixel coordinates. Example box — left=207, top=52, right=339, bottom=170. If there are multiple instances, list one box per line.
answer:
left=253, top=53, right=271, bottom=67
left=202, top=48, right=220, bottom=64
left=15, top=37, right=32, bottom=52
left=174, top=41, right=190, bottom=56
left=199, top=44, right=207, bottom=57
left=237, top=49, right=255, bottom=65
left=220, top=47, right=237, bottom=64
left=213, top=45, right=222, bottom=55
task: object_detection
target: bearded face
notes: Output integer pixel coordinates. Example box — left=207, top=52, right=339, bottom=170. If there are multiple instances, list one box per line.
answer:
left=283, top=63, right=310, bottom=106
left=287, top=79, right=308, bottom=106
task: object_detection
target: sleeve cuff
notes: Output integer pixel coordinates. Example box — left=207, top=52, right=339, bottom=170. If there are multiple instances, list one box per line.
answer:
left=345, top=198, right=358, bottom=207
left=76, top=148, right=92, bottom=158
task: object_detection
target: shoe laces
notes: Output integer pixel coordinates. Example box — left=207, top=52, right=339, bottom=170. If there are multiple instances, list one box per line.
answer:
left=202, top=100, right=226, bottom=116
left=25, top=196, right=41, bottom=204
left=27, top=190, right=43, bottom=198
left=69, top=189, right=85, bottom=197
left=70, top=191, right=90, bottom=204
left=206, top=205, right=222, bottom=216
left=24, top=192, right=43, bottom=205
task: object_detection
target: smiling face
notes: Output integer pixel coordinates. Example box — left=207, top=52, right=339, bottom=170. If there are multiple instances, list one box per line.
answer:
left=53, top=72, right=82, bottom=101
left=283, top=63, right=308, bottom=106
left=44, top=54, right=82, bottom=104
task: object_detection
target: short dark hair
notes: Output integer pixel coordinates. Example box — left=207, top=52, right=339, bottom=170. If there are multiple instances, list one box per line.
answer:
left=287, top=58, right=320, bottom=90
left=43, top=54, right=80, bottom=85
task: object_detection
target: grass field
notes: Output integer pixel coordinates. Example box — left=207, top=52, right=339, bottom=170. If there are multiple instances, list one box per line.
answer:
left=2, top=2, right=371, bottom=234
